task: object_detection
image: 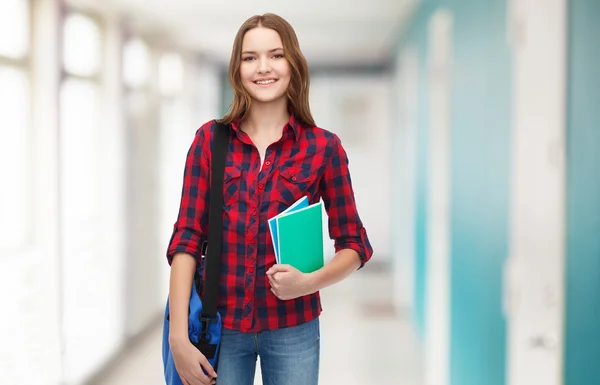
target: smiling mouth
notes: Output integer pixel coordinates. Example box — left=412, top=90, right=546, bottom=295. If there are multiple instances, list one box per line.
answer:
left=254, top=79, right=278, bottom=86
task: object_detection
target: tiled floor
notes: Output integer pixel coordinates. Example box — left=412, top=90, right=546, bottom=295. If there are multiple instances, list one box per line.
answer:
left=92, top=268, right=423, bottom=385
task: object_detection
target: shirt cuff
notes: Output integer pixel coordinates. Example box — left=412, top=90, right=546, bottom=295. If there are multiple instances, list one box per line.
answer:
left=166, top=229, right=207, bottom=265
left=334, top=230, right=372, bottom=269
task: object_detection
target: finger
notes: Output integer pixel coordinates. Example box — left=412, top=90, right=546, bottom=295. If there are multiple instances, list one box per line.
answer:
left=267, top=264, right=291, bottom=275
left=181, top=371, right=199, bottom=385
left=270, top=272, right=284, bottom=286
left=198, top=354, right=218, bottom=378
left=271, top=271, right=289, bottom=285
left=190, top=368, right=211, bottom=385
left=199, top=375, right=214, bottom=385
left=271, top=287, right=281, bottom=298
left=183, top=373, right=200, bottom=385
left=186, top=358, right=213, bottom=385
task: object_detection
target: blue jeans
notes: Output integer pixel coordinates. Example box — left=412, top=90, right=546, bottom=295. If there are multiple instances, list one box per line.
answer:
left=215, top=317, right=320, bottom=385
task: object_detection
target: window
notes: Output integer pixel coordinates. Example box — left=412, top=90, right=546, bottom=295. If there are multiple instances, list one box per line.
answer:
left=123, top=37, right=151, bottom=89
left=0, top=0, right=31, bottom=251
left=0, top=0, right=29, bottom=60
left=159, top=52, right=184, bottom=97
left=0, top=67, right=30, bottom=250
left=59, top=11, right=108, bottom=384
left=62, top=13, right=101, bottom=77
left=59, top=12, right=102, bottom=254
left=59, top=78, right=100, bottom=228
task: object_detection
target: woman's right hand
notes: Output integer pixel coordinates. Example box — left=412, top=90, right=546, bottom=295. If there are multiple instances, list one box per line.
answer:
left=170, top=337, right=217, bottom=385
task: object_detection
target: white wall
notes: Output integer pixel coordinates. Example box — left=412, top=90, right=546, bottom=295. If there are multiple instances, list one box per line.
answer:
left=311, top=74, right=393, bottom=264
left=424, top=9, right=452, bottom=385
left=392, top=48, right=418, bottom=313
left=60, top=10, right=128, bottom=384
left=0, top=1, right=62, bottom=384
left=505, top=0, right=567, bottom=383
left=0, top=3, right=223, bottom=383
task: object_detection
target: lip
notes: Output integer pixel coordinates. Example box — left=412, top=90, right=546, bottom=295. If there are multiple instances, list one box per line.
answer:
left=253, top=78, right=278, bottom=87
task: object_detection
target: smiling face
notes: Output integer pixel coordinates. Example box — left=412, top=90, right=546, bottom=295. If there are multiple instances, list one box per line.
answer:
left=221, top=13, right=316, bottom=127
left=239, top=27, right=291, bottom=104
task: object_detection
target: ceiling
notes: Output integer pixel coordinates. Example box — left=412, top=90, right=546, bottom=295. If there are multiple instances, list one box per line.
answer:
left=68, top=0, right=417, bottom=68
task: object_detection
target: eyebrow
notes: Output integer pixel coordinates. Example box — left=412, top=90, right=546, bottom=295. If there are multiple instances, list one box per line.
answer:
left=241, top=48, right=284, bottom=55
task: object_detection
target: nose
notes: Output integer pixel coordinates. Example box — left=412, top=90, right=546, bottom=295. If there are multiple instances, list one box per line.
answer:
left=257, top=56, right=270, bottom=74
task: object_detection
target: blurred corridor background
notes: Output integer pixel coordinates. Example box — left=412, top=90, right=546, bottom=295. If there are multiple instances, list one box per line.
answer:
left=1, top=0, right=599, bottom=384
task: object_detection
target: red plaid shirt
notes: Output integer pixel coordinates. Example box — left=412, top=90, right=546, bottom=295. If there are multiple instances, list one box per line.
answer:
left=167, top=115, right=373, bottom=332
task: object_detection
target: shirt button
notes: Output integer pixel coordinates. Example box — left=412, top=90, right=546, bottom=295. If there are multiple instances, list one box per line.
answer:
left=292, top=176, right=297, bottom=181
left=252, top=210, right=257, bottom=216
left=265, top=160, right=271, bottom=166
left=250, top=239, right=256, bottom=244
left=258, top=183, right=264, bottom=189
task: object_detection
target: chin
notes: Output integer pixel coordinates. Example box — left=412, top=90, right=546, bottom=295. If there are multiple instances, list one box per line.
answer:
left=250, top=92, right=287, bottom=104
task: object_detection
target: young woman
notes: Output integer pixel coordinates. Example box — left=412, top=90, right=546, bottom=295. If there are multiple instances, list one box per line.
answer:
left=166, top=13, right=373, bottom=385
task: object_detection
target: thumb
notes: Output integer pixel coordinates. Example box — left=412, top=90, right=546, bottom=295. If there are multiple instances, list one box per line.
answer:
left=267, top=264, right=291, bottom=275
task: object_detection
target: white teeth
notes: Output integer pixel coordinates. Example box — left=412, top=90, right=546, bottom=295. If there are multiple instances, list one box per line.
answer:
left=255, top=80, right=276, bottom=85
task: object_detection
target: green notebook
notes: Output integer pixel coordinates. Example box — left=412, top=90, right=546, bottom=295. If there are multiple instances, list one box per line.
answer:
left=275, top=201, right=325, bottom=273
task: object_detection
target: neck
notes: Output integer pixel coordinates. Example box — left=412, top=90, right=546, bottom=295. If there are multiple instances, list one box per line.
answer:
left=243, top=97, right=290, bottom=136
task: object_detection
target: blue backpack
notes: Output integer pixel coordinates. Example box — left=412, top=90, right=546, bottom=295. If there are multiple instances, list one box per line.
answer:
left=162, top=121, right=230, bottom=382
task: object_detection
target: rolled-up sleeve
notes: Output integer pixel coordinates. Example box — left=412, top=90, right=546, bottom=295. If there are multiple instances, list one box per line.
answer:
left=166, top=123, right=211, bottom=265
left=319, top=134, right=373, bottom=268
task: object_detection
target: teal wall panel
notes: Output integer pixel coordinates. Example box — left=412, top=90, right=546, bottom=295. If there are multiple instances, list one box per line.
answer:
left=448, top=1, right=510, bottom=385
left=414, top=59, right=429, bottom=340
left=397, top=1, right=435, bottom=339
left=395, top=1, right=510, bottom=383
left=564, top=0, right=600, bottom=383
left=220, top=70, right=233, bottom=117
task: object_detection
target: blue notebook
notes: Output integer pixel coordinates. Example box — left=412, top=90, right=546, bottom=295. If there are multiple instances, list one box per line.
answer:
left=268, top=196, right=309, bottom=263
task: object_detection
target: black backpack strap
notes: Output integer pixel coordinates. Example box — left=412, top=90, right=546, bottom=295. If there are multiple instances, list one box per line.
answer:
left=201, top=121, right=229, bottom=319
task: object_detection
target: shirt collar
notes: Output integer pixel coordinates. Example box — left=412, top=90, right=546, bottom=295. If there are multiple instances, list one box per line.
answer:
left=230, top=113, right=302, bottom=142
left=287, top=114, right=302, bottom=141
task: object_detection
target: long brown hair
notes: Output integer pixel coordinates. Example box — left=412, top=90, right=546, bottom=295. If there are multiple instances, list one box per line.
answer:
left=218, top=13, right=315, bottom=127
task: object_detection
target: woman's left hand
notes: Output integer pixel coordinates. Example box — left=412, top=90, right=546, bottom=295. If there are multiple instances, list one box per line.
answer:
left=266, top=264, right=317, bottom=301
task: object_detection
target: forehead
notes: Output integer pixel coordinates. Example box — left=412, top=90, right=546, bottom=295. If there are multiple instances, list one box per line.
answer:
left=242, top=27, right=283, bottom=52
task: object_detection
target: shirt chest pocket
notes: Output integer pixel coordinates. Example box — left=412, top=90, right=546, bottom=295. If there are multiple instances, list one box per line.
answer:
left=223, top=165, right=242, bottom=206
left=276, top=167, right=316, bottom=206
